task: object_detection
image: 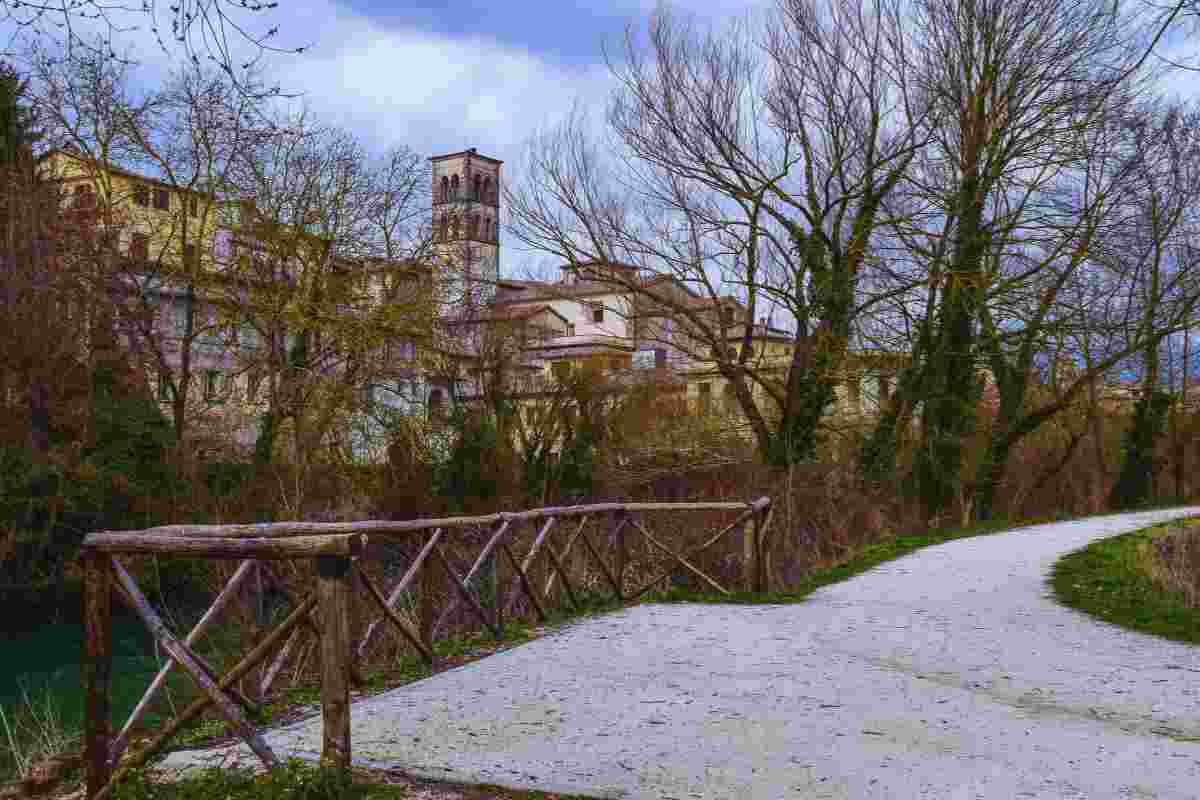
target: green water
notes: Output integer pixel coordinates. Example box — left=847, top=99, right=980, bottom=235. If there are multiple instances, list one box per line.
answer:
left=0, top=597, right=174, bottom=780
left=0, top=618, right=164, bottom=733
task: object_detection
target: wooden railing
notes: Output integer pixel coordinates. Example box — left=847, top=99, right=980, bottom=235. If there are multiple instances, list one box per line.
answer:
left=79, top=496, right=772, bottom=799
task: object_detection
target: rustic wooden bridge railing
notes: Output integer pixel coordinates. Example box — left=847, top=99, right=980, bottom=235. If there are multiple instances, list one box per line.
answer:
left=79, top=496, right=772, bottom=800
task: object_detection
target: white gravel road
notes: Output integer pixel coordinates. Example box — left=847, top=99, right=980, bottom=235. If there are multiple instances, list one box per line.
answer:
left=161, top=508, right=1200, bottom=799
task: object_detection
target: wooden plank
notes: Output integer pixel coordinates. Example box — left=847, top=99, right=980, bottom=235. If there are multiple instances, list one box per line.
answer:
left=82, top=552, right=112, bottom=800
left=108, top=558, right=279, bottom=769
left=83, top=533, right=366, bottom=559
left=577, top=522, right=623, bottom=601
left=91, top=498, right=768, bottom=541
left=316, top=556, right=353, bottom=769
left=95, top=595, right=317, bottom=800
left=357, top=529, right=443, bottom=659
left=420, top=532, right=438, bottom=652
left=627, top=518, right=730, bottom=596
left=431, top=545, right=500, bottom=637
left=111, top=559, right=257, bottom=763
left=353, top=563, right=433, bottom=664
left=626, top=503, right=760, bottom=600
left=542, top=540, right=581, bottom=610
left=431, top=520, right=511, bottom=640
left=499, top=540, right=547, bottom=623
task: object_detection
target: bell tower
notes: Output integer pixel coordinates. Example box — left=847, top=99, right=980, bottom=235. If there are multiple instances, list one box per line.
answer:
left=430, top=147, right=502, bottom=314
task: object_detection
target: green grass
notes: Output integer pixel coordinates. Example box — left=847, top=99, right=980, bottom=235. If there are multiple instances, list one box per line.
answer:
left=111, top=756, right=593, bottom=799
left=1050, top=518, right=1200, bottom=644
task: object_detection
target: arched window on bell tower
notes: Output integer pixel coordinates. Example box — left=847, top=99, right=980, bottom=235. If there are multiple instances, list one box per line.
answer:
left=482, top=177, right=492, bottom=205
left=450, top=174, right=460, bottom=200
left=468, top=214, right=478, bottom=239
left=439, top=176, right=449, bottom=203
left=473, top=174, right=483, bottom=201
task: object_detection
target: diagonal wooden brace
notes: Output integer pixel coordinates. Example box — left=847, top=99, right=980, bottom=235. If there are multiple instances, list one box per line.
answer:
left=432, top=544, right=501, bottom=637
left=356, top=529, right=442, bottom=660
left=627, top=504, right=759, bottom=600
left=542, top=516, right=586, bottom=600
left=353, top=562, right=434, bottom=664
left=627, top=518, right=730, bottom=596
left=109, top=557, right=279, bottom=770
left=577, top=521, right=623, bottom=601
left=432, top=520, right=511, bottom=639
left=499, top=539, right=548, bottom=623
left=92, top=594, right=317, bottom=800
left=110, top=558, right=258, bottom=763
left=542, top=538, right=581, bottom=610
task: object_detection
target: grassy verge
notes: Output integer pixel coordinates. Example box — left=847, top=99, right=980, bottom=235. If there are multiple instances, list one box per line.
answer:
left=1050, top=517, right=1200, bottom=644
left=112, top=758, right=591, bottom=800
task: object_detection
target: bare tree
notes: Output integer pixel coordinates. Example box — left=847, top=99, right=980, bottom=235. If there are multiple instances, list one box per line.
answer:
left=220, top=112, right=438, bottom=475
left=508, top=0, right=931, bottom=465
left=865, top=0, right=1157, bottom=519
left=1, top=0, right=303, bottom=93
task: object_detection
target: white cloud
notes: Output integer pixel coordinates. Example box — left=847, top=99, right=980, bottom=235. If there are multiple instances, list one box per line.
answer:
left=263, top=0, right=613, bottom=164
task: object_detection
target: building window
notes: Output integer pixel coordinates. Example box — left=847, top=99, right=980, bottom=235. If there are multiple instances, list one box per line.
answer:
left=440, top=176, right=449, bottom=203
left=153, top=188, right=170, bottom=211
left=469, top=214, right=478, bottom=239
left=183, top=242, right=198, bottom=267
left=450, top=175, right=460, bottom=200
left=473, top=174, right=482, bottom=201
left=203, top=370, right=222, bottom=402
left=134, top=184, right=150, bottom=207
left=720, top=307, right=734, bottom=325
left=592, top=305, right=605, bottom=324
left=188, top=195, right=199, bottom=217
left=483, top=176, right=493, bottom=204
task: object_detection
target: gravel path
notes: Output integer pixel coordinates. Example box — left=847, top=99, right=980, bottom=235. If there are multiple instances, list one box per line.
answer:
left=161, top=508, right=1200, bottom=799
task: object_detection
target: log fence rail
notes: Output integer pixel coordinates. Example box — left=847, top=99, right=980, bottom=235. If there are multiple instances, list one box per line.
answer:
left=80, top=496, right=772, bottom=800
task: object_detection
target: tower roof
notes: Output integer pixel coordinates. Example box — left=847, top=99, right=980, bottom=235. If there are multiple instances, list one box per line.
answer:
left=429, top=147, right=504, bottom=165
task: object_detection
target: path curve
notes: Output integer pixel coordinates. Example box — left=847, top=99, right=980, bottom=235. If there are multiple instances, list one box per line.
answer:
left=163, top=509, right=1200, bottom=799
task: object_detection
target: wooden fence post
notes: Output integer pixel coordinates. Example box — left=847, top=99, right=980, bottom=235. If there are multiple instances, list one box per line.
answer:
left=316, top=556, right=352, bottom=770
left=754, top=505, right=773, bottom=594
left=481, top=522, right=501, bottom=634
left=744, top=515, right=757, bottom=593
left=82, top=551, right=112, bottom=800
left=420, top=533, right=437, bottom=654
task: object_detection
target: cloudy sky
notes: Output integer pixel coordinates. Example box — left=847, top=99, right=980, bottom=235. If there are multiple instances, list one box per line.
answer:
left=4, top=0, right=1196, bottom=275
